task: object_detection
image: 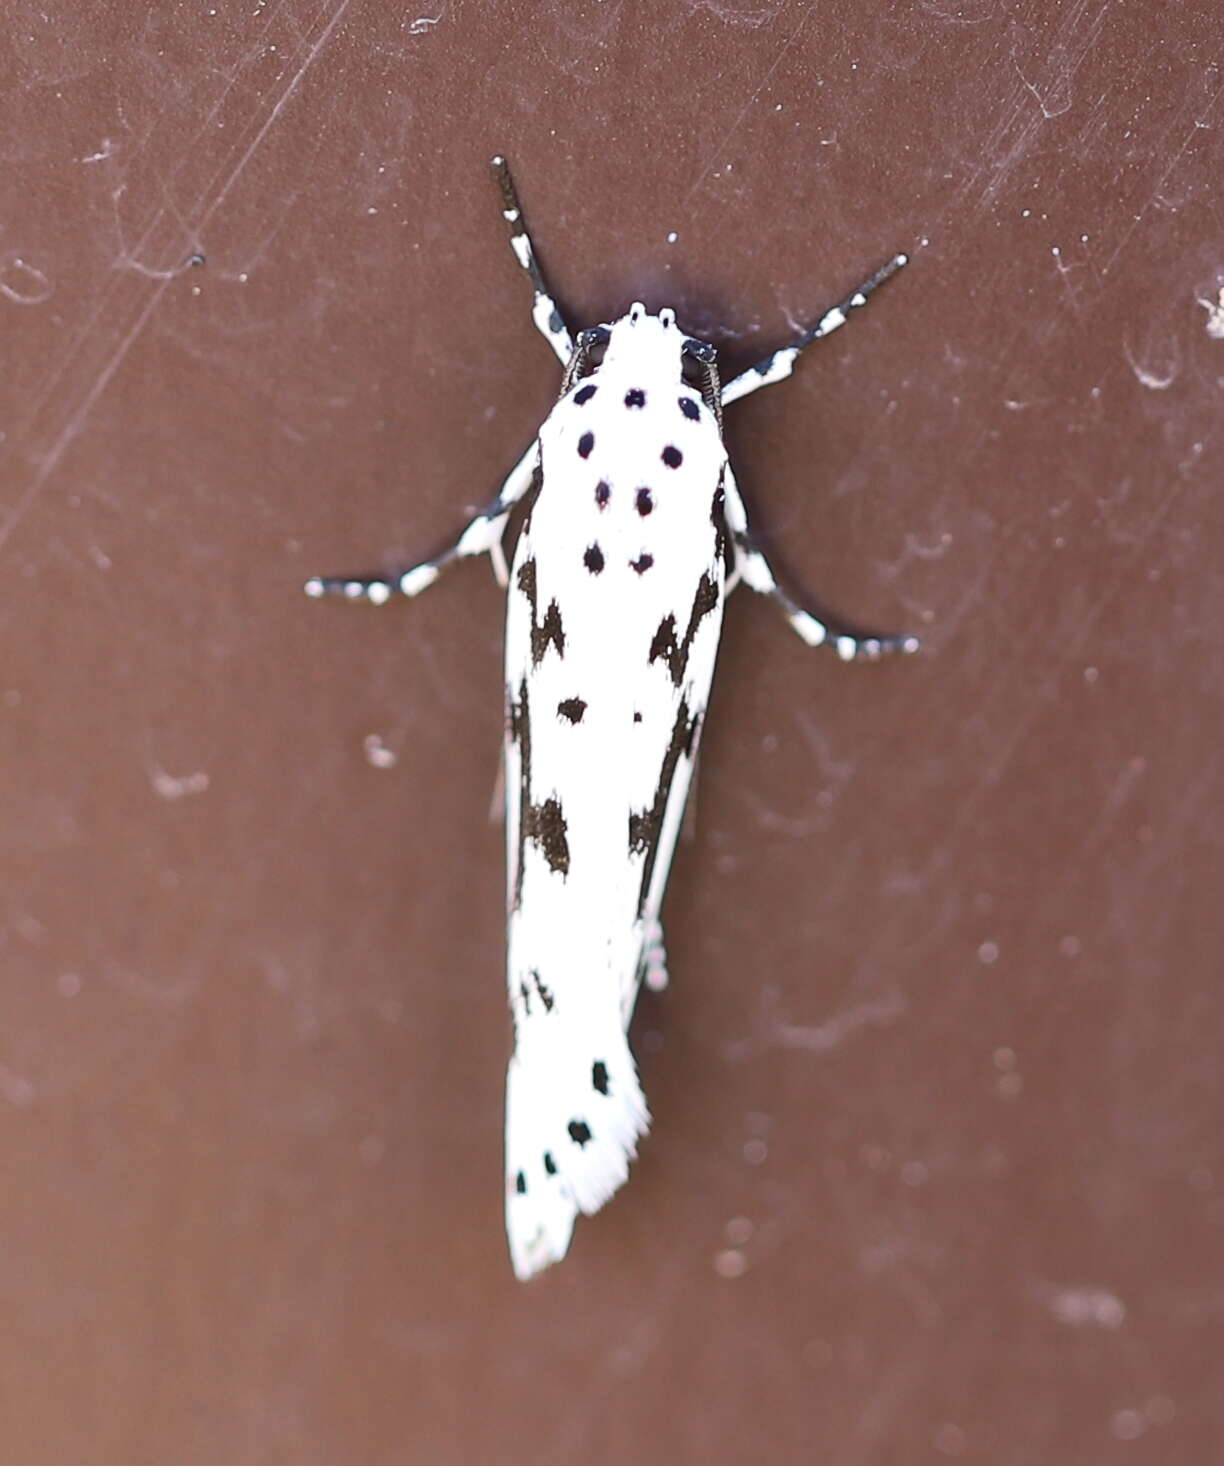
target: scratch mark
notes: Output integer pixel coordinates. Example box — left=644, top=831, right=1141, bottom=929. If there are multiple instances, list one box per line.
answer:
left=0, top=253, right=53, bottom=306
left=1101, top=81, right=1223, bottom=277
left=685, top=0, right=781, bottom=27
left=725, top=987, right=907, bottom=1062
left=80, top=138, right=116, bottom=164
left=0, top=0, right=355, bottom=558
left=915, top=0, right=996, bottom=21
left=684, top=0, right=814, bottom=204
left=1123, top=337, right=1179, bottom=390
left=1048, top=245, right=1084, bottom=315
left=208, top=0, right=355, bottom=221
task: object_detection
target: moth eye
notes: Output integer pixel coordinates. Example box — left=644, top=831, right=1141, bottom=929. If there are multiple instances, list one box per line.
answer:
left=682, top=336, right=717, bottom=364
left=578, top=326, right=610, bottom=367
left=659, top=308, right=676, bottom=328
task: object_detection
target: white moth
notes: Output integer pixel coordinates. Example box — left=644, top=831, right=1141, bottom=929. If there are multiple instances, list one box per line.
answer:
left=306, top=158, right=918, bottom=1279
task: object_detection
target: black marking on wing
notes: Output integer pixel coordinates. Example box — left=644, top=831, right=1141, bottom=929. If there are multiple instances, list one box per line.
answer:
left=517, top=559, right=565, bottom=665
left=648, top=573, right=720, bottom=687
left=543, top=1151, right=557, bottom=1175
left=533, top=969, right=555, bottom=1012
left=568, top=1120, right=593, bottom=1147
left=509, top=678, right=571, bottom=907
left=578, top=431, right=595, bottom=458
left=635, top=487, right=653, bottom=516
left=661, top=445, right=683, bottom=469
left=592, top=1061, right=610, bottom=1095
left=625, top=388, right=646, bottom=408
left=631, top=553, right=654, bottom=575
left=518, top=460, right=545, bottom=535
left=584, top=543, right=605, bottom=574
left=711, top=469, right=728, bottom=561
left=629, top=698, right=701, bottom=912
left=679, top=396, right=700, bottom=421
left=573, top=383, right=597, bottom=405
left=515, top=1170, right=527, bottom=1194
left=525, top=798, right=569, bottom=875
left=595, top=479, right=611, bottom=509
left=557, top=697, right=587, bottom=723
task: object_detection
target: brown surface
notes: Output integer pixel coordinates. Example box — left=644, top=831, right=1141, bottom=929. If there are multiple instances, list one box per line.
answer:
left=3, top=2, right=1221, bottom=1461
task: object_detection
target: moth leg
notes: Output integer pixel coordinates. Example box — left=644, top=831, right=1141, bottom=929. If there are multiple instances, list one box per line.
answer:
left=721, top=466, right=919, bottom=661
left=491, top=155, right=575, bottom=367
left=304, top=441, right=540, bottom=604
left=721, top=253, right=908, bottom=407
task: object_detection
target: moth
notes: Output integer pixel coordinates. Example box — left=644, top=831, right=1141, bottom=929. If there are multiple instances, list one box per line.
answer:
left=306, top=158, right=917, bottom=1279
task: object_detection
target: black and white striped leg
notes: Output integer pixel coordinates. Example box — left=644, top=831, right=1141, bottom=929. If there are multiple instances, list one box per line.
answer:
left=721, top=252, right=908, bottom=407
left=304, top=442, right=540, bottom=605
left=721, top=466, right=919, bottom=661
left=491, top=155, right=574, bottom=367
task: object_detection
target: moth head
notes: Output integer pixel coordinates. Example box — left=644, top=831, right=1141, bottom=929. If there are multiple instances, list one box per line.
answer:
left=598, top=302, right=708, bottom=382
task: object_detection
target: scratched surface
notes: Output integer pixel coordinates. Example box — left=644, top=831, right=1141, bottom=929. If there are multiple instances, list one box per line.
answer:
left=1, top=0, right=1221, bottom=1460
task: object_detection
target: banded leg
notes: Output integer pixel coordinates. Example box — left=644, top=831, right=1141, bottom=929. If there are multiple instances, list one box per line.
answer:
left=721, top=466, right=919, bottom=661
left=721, top=252, right=908, bottom=407
left=491, top=155, right=574, bottom=367
left=304, top=441, right=540, bottom=605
